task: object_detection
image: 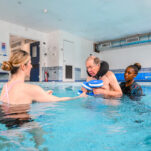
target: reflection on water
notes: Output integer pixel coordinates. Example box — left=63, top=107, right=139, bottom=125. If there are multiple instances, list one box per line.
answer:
left=0, top=103, right=31, bottom=129
left=0, top=103, right=46, bottom=150
left=0, top=84, right=151, bottom=150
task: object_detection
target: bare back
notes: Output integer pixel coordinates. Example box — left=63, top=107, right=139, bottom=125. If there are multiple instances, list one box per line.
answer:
left=1, top=82, right=32, bottom=104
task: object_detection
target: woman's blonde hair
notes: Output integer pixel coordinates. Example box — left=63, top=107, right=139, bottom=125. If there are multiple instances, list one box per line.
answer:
left=1, top=50, right=30, bottom=74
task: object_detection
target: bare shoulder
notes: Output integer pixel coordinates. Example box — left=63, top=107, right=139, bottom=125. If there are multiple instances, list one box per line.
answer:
left=106, top=71, right=116, bottom=79
left=23, top=83, right=43, bottom=93
left=24, top=83, right=38, bottom=88
left=105, top=71, right=119, bottom=85
left=22, top=83, right=46, bottom=101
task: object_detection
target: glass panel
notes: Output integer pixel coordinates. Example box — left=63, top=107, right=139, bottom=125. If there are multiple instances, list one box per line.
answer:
left=65, top=65, right=72, bottom=79
left=32, top=46, right=37, bottom=57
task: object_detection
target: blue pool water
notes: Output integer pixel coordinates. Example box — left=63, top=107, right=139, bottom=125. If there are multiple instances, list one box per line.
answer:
left=0, top=82, right=151, bottom=151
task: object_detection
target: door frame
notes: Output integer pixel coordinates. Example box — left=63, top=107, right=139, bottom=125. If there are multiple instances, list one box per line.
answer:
left=30, top=41, right=40, bottom=81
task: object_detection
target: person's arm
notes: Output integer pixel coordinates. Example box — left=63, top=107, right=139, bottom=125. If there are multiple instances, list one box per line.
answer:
left=27, top=84, right=80, bottom=102
left=93, top=71, right=123, bottom=98
left=80, top=76, right=93, bottom=97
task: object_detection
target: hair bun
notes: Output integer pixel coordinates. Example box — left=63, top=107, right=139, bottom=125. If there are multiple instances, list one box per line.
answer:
left=1, top=61, right=12, bottom=71
left=134, top=63, right=141, bottom=71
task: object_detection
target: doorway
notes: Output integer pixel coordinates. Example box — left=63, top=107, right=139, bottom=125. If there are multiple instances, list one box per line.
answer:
left=9, top=35, right=39, bottom=81
left=30, top=41, right=40, bottom=81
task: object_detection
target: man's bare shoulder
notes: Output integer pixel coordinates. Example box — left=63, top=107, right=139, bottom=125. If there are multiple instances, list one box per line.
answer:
left=105, top=71, right=117, bottom=81
left=106, top=71, right=115, bottom=77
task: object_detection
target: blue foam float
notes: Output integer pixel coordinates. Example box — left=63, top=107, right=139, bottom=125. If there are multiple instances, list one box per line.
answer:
left=79, top=80, right=104, bottom=96
left=88, top=80, right=103, bottom=88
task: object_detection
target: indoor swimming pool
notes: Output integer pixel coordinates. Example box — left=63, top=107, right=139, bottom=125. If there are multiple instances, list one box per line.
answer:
left=0, top=82, right=151, bottom=151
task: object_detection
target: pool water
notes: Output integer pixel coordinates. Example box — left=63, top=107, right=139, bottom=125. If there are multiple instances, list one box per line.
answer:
left=0, top=82, right=151, bottom=151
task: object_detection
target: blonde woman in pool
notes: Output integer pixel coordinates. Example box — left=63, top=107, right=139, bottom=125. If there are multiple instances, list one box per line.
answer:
left=0, top=50, right=79, bottom=105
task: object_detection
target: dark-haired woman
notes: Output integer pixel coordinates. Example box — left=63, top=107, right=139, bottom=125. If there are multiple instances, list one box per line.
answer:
left=120, top=63, right=143, bottom=100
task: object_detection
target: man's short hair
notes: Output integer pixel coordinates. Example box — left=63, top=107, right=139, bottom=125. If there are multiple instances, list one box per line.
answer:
left=86, top=56, right=101, bottom=65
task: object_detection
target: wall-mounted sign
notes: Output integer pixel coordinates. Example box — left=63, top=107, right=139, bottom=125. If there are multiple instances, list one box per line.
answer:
left=0, top=42, right=7, bottom=56
left=2, top=43, right=6, bottom=51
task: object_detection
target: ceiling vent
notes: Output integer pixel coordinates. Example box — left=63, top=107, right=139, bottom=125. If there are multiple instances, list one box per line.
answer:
left=101, top=42, right=111, bottom=48
left=126, top=36, right=139, bottom=43
left=94, top=42, right=111, bottom=52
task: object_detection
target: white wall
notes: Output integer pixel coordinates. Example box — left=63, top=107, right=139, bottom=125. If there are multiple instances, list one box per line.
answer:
left=59, top=30, right=95, bottom=78
left=46, top=30, right=95, bottom=79
left=46, top=31, right=60, bottom=67
left=0, top=20, right=95, bottom=81
left=0, top=20, right=10, bottom=63
left=0, top=19, right=48, bottom=81
left=98, top=44, right=151, bottom=70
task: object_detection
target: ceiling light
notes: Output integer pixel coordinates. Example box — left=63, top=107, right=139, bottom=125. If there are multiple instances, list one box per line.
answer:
left=43, top=9, right=48, bottom=13
left=58, top=19, right=62, bottom=22
left=17, top=1, right=22, bottom=5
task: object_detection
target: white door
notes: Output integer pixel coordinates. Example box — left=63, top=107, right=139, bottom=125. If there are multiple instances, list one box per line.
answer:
left=63, top=40, right=75, bottom=82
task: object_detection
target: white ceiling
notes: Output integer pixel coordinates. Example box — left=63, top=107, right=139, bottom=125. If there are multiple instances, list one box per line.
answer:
left=0, top=0, right=151, bottom=42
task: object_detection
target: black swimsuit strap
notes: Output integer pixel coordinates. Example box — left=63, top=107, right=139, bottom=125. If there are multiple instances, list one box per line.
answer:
left=87, top=61, right=109, bottom=80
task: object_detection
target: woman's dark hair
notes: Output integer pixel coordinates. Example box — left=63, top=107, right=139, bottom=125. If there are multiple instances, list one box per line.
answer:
left=128, top=63, right=141, bottom=75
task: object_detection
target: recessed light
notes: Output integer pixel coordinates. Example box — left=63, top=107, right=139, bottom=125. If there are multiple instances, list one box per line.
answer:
left=17, top=1, right=22, bottom=5
left=43, top=9, right=48, bottom=13
left=58, top=19, right=62, bottom=22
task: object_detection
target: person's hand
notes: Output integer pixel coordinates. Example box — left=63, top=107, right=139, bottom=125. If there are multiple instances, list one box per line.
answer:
left=93, top=88, right=108, bottom=98
left=93, top=88, right=105, bottom=95
left=47, top=90, right=53, bottom=95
